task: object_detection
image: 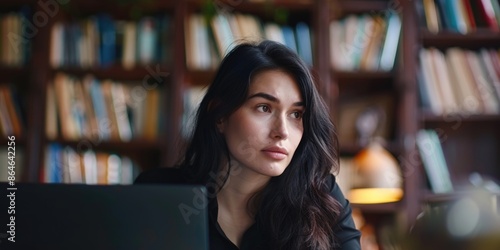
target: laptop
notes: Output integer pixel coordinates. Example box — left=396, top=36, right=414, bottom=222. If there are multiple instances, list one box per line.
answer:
left=0, top=183, right=209, bottom=250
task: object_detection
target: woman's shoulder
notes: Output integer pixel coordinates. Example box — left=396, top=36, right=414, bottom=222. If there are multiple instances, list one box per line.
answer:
left=326, top=174, right=348, bottom=206
left=134, top=167, right=188, bottom=184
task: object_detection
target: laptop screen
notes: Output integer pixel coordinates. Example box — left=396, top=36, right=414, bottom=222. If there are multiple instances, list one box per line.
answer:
left=0, top=183, right=209, bottom=250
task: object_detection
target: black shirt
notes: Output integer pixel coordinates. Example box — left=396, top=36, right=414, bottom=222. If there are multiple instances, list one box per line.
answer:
left=135, top=168, right=361, bottom=250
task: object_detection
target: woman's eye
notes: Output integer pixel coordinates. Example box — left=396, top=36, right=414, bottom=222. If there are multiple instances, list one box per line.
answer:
left=291, top=111, right=303, bottom=119
left=257, top=105, right=270, bottom=112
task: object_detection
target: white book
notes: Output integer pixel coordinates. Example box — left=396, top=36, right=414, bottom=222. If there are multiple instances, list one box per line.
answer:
left=83, top=151, right=98, bottom=185
left=65, top=146, right=83, bottom=184
left=122, top=21, right=137, bottom=69
left=121, top=156, right=134, bottom=184
left=429, top=48, right=459, bottom=114
left=264, top=23, right=285, bottom=45
left=107, top=154, right=121, bottom=184
left=379, top=11, right=401, bottom=71
left=50, top=22, right=63, bottom=68
left=111, top=82, right=132, bottom=141
left=419, top=49, right=444, bottom=114
left=466, top=51, right=500, bottom=114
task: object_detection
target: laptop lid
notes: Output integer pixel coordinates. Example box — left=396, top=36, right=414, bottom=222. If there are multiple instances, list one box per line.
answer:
left=0, top=183, right=209, bottom=250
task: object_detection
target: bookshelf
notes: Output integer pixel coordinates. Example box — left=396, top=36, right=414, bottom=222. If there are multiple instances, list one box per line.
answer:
left=3, top=0, right=500, bottom=247
left=414, top=0, right=500, bottom=229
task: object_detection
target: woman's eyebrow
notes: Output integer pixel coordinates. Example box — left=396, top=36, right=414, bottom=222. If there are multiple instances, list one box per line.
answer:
left=247, top=92, right=304, bottom=106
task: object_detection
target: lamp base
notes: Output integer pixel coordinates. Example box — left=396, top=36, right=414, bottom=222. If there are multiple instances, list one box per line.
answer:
left=349, top=188, right=403, bottom=204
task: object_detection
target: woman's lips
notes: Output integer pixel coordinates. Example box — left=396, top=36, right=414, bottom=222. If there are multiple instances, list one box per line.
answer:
left=261, top=146, right=288, bottom=160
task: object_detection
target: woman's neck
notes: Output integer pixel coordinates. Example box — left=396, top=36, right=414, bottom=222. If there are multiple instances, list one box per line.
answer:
left=216, top=165, right=270, bottom=247
left=217, top=167, right=270, bottom=214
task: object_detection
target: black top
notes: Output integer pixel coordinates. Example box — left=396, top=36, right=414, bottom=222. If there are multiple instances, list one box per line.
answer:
left=135, top=168, right=361, bottom=250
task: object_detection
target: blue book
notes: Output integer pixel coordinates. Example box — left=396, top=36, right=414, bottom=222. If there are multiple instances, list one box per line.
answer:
left=443, top=0, right=460, bottom=32
left=48, top=143, right=63, bottom=183
left=98, top=14, right=116, bottom=67
left=89, top=79, right=110, bottom=140
left=379, top=11, right=401, bottom=71
left=434, top=0, right=451, bottom=31
left=282, top=25, right=297, bottom=53
left=295, top=22, right=313, bottom=66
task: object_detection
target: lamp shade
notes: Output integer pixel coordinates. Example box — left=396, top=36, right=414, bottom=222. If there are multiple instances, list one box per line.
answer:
left=348, top=141, right=403, bottom=204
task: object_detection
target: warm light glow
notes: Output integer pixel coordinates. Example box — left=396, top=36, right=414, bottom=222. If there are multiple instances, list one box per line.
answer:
left=349, top=188, right=403, bottom=204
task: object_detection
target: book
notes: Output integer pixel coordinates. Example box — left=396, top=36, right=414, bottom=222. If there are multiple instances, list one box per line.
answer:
left=419, top=48, right=444, bottom=114
left=416, top=130, right=453, bottom=194
left=45, top=82, right=58, bottom=140
left=83, top=150, right=98, bottom=185
left=296, top=22, right=313, bottom=66
left=379, top=11, right=401, bottom=71
left=428, top=48, right=459, bottom=114
left=122, top=21, right=137, bottom=69
left=465, top=50, right=499, bottom=114
left=423, top=0, right=440, bottom=33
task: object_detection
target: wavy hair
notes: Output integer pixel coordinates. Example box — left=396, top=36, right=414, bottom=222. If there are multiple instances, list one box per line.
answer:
left=179, top=40, right=341, bottom=250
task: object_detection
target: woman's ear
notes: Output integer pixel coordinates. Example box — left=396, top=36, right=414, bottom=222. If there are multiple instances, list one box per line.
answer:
left=216, top=119, right=225, bottom=133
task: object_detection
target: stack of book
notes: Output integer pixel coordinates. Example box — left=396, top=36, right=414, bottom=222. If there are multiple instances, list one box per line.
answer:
left=330, top=11, right=401, bottom=72
left=50, top=14, right=172, bottom=69
left=42, top=143, right=138, bottom=184
left=416, top=0, right=500, bottom=33
left=185, top=13, right=313, bottom=70
left=418, top=48, right=500, bottom=115
left=46, top=73, right=163, bottom=141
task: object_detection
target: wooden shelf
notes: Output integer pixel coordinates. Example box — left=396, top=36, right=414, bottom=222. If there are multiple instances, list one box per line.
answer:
left=188, top=0, right=314, bottom=12
left=186, top=69, right=216, bottom=87
left=0, top=0, right=35, bottom=8
left=422, top=113, right=500, bottom=123
left=46, top=138, right=164, bottom=153
left=339, top=141, right=401, bottom=156
left=0, top=66, right=29, bottom=82
left=351, top=201, right=402, bottom=213
left=332, top=70, right=395, bottom=94
left=421, top=30, right=500, bottom=49
left=333, top=70, right=394, bottom=82
left=0, top=137, right=26, bottom=147
left=61, top=0, right=175, bottom=17
left=52, top=65, right=173, bottom=82
left=423, top=190, right=500, bottom=204
left=330, top=0, right=390, bottom=17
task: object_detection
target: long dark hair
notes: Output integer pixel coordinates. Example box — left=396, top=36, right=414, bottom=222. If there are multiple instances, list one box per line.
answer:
left=180, top=40, right=342, bottom=250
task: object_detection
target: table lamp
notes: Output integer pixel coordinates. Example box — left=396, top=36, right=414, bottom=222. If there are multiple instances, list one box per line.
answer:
left=347, top=106, right=403, bottom=204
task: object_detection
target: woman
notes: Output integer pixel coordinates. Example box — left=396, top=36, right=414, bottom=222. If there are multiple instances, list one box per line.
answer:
left=136, top=40, right=361, bottom=249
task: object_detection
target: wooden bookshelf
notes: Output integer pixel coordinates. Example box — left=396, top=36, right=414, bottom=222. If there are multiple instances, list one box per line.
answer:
left=3, top=0, right=500, bottom=247
left=413, top=0, right=500, bottom=239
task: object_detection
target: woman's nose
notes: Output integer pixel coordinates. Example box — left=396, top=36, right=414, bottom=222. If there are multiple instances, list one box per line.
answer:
left=270, top=114, right=289, bottom=140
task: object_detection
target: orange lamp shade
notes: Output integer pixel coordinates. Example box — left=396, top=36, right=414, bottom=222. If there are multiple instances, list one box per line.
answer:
left=348, top=142, right=403, bottom=204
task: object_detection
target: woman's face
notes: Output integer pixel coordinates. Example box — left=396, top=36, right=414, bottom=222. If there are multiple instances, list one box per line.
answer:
left=218, top=69, right=304, bottom=178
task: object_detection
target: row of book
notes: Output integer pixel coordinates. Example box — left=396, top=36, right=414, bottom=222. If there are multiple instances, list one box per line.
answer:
left=330, top=11, right=402, bottom=72
left=419, top=48, right=500, bottom=115
left=416, top=0, right=500, bottom=34
left=42, top=143, right=139, bottom=184
left=50, top=14, right=173, bottom=69
left=46, top=73, right=164, bottom=142
left=185, top=13, right=313, bottom=70
left=0, top=85, right=24, bottom=137
left=0, top=11, right=31, bottom=67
